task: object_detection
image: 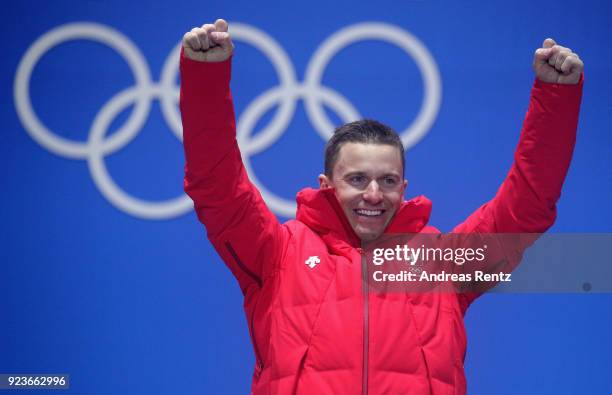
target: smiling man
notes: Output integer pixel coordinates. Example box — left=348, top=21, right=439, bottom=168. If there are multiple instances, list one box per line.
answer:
left=180, top=19, right=583, bottom=394
left=319, top=122, right=407, bottom=242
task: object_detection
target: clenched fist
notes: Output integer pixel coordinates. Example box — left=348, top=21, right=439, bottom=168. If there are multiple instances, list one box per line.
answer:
left=182, top=19, right=234, bottom=62
left=533, top=38, right=583, bottom=85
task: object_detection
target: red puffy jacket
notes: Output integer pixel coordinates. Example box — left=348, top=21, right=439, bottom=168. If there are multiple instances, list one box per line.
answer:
left=180, top=53, right=582, bottom=394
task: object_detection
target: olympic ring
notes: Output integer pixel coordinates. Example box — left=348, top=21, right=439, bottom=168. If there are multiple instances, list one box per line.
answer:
left=14, top=21, right=441, bottom=220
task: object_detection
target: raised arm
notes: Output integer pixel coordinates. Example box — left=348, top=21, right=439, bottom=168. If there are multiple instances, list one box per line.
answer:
left=454, top=38, right=583, bottom=235
left=450, top=39, right=584, bottom=308
left=180, top=20, right=288, bottom=294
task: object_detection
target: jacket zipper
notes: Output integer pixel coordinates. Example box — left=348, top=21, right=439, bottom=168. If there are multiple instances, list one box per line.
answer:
left=225, top=241, right=262, bottom=288
left=358, top=247, right=369, bottom=395
left=225, top=241, right=264, bottom=374
left=323, top=191, right=368, bottom=391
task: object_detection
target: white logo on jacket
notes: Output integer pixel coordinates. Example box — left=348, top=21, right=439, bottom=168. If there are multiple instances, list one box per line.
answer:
left=305, top=256, right=321, bottom=269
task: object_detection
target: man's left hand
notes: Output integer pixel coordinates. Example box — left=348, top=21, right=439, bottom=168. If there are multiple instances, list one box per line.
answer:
left=533, top=38, right=584, bottom=84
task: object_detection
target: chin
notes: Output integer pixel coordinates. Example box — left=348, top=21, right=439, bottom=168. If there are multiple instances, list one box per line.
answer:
left=356, top=229, right=383, bottom=243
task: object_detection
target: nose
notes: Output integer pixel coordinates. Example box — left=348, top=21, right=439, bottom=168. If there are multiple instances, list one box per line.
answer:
left=363, top=180, right=383, bottom=205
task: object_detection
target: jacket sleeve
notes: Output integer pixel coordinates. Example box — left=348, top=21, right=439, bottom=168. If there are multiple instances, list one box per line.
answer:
left=452, top=75, right=584, bottom=309
left=180, top=52, right=289, bottom=294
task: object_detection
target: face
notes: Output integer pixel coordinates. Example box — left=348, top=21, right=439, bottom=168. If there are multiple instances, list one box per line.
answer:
left=319, top=142, right=407, bottom=242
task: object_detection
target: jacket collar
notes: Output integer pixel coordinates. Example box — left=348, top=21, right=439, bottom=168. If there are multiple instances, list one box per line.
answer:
left=295, top=187, right=432, bottom=252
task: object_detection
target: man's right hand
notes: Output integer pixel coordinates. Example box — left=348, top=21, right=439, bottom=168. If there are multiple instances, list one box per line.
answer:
left=182, top=19, right=234, bottom=62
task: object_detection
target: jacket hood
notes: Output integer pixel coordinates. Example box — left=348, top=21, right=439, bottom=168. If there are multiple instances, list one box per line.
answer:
left=295, top=187, right=432, bottom=248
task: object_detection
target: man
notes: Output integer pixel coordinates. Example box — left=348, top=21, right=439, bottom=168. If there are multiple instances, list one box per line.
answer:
left=180, top=19, right=583, bottom=394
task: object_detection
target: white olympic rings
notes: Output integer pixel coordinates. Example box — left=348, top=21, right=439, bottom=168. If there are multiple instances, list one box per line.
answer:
left=14, top=21, right=441, bottom=219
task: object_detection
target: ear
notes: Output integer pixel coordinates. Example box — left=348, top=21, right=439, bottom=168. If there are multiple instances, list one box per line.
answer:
left=318, top=174, right=332, bottom=189
left=401, top=179, right=408, bottom=194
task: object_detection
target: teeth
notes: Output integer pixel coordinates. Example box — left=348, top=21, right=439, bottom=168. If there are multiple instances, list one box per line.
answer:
left=356, top=209, right=383, bottom=217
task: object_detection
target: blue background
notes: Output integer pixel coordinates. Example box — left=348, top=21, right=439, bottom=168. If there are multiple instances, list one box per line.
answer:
left=2, top=0, right=612, bottom=393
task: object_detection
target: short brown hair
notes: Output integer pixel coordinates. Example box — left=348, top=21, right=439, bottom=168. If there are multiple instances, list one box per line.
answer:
left=324, top=119, right=405, bottom=178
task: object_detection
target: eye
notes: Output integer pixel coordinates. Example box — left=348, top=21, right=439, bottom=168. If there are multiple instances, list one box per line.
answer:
left=349, top=175, right=365, bottom=183
left=382, top=176, right=398, bottom=186
left=347, top=175, right=367, bottom=186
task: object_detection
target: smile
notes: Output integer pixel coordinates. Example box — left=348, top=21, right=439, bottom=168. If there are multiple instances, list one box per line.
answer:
left=354, top=209, right=385, bottom=217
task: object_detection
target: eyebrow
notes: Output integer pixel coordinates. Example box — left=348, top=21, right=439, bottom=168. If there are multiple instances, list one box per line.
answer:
left=343, top=171, right=366, bottom=178
left=342, top=171, right=401, bottom=178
